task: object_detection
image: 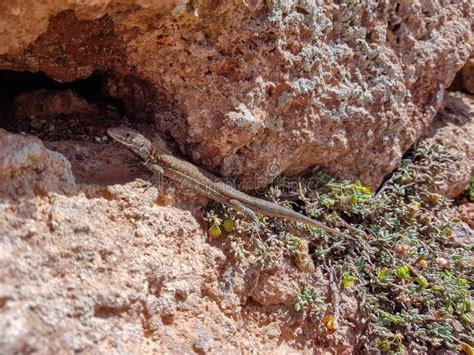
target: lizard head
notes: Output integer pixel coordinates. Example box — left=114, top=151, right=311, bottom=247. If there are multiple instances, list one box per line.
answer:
left=107, top=127, right=151, bottom=160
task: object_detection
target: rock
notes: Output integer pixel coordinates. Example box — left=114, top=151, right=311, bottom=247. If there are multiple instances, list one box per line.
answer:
left=251, top=267, right=300, bottom=306
left=458, top=203, right=474, bottom=229
left=0, top=1, right=472, bottom=353
left=0, top=161, right=346, bottom=353
left=12, top=89, right=98, bottom=121
left=0, top=130, right=76, bottom=196
left=423, top=92, right=474, bottom=198
left=193, top=331, right=214, bottom=353
left=451, top=56, right=474, bottom=94
left=0, top=1, right=472, bottom=190
left=5, top=88, right=122, bottom=142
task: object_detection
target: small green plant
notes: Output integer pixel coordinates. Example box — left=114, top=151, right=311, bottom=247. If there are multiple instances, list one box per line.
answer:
left=284, top=234, right=308, bottom=253
left=295, top=285, right=318, bottom=312
left=204, top=207, right=238, bottom=237
left=291, top=143, right=472, bottom=352
left=322, top=180, right=372, bottom=214
left=206, top=143, right=473, bottom=353
left=230, top=239, right=248, bottom=262
left=394, top=265, right=411, bottom=280
left=341, top=273, right=356, bottom=289
left=204, top=210, right=223, bottom=237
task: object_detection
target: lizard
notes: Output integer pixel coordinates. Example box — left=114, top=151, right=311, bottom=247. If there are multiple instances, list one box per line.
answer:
left=107, top=127, right=349, bottom=238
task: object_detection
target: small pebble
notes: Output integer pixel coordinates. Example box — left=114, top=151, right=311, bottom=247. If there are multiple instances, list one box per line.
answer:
left=435, top=257, right=449, bottom=269
left=95, top=136, right=101, bottom=143
left=102, top=135, right=108, bottom=141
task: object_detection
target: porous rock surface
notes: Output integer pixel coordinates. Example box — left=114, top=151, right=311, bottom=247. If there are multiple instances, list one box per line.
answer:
left=452, top=46, right=474, bottom=94
left=0, top=130, right=362, bottom=353
left=1, top=1, right=474, bottom=353
left=424, top=92, right=474, bottom=199
left=0, top=0, right=472, bottom=189
left=458, top=202, right=474, bottom=229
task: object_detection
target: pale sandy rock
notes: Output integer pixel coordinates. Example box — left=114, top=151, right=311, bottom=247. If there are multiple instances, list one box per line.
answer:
left=0, top=130, right=76, bottom=197
left=458, top=203, right=474, bottom=229
left=0, top=143, right=358, bottom=353
left=452, top=57, right=474, bottom=94
left=13, top=89, right=98, bottom=120
left=0, top=1, right=472, bottom=190
left=423, top=92, right=474, bottom=198
left=251, top=266, right=300, bottom=306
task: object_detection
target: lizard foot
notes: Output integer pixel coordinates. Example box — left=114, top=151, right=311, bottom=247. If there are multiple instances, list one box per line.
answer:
left=227, top=199, right=261, bottom=234
left=251, top=222, right=261, bottom=237
left=134, top=178, right=153, bottom=189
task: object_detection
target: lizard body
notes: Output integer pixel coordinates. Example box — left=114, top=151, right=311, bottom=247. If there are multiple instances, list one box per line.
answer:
left=107, top=127, right=348, bottom=238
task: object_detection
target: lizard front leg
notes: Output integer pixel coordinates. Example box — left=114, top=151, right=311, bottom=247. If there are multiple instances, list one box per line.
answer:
left=227, top=199, right=260, bottom=232
left=136, top=162, right=164, bottom=189
left=147, top=163, right=164, bottom=185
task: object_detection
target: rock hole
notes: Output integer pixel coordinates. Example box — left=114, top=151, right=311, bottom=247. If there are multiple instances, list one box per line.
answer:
left=0, top=69, right=149, bottom=186
left=0, top=69, right=186, bottom=188
left=0, top=69, right=125, bottom=142
left=94, top=304, right=129, bottom=319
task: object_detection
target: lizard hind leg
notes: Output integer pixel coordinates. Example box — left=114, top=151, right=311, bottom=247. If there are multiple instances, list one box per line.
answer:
left=227, top=199, right=260, bottom=232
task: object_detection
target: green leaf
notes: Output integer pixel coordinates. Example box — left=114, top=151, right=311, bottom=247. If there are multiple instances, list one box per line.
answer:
left=415, top=274, right=429, bottom=288
left=377, top=267, right=389, bottom=281
left=208, top=223, right=222, bottom=237
left=379, top=310, right=405, bottom=325
left=223, top=218, right=234, bottom=232
left=394, top=265, right=411, bottom=280
left=342, top=273, right=356, bottom=289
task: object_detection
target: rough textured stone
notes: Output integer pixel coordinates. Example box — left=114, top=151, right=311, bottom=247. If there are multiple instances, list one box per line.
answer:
left=0, top=132, right=361, bottom=354
left=0, top=1, right=473, bottom=353
left=251, top=266, right=300, bottom=306
left=458, top=203, right=474, bottom=229
left=0, top=129, right=76, bottom=197
left=423, top=92, right=474, bottom=199
left=0, top=1, right=472, bottom=190
left=452, top=56, right=474, bottom=94
left=12, top=89, right=98, bottom=120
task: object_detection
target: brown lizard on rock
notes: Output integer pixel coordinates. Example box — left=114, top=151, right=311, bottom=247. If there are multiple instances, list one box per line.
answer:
left=107, top=127, right=348, bottom=238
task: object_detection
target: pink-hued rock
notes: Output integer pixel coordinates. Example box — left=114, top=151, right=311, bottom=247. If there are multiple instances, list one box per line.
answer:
left=458, top=202, right=474, bottom=229
left=0, top=1, right=473, bottom=353
left=0, top=129, right=76, bottom=196
left=423, top=92, right=474, bottom=199
left=0, top=136, right=361, bottom=352
left=452, top=56, right=474, bottom=94
left=0, top=1, right=472, bottom=190
left=251, top=265, right=300, bottom=306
